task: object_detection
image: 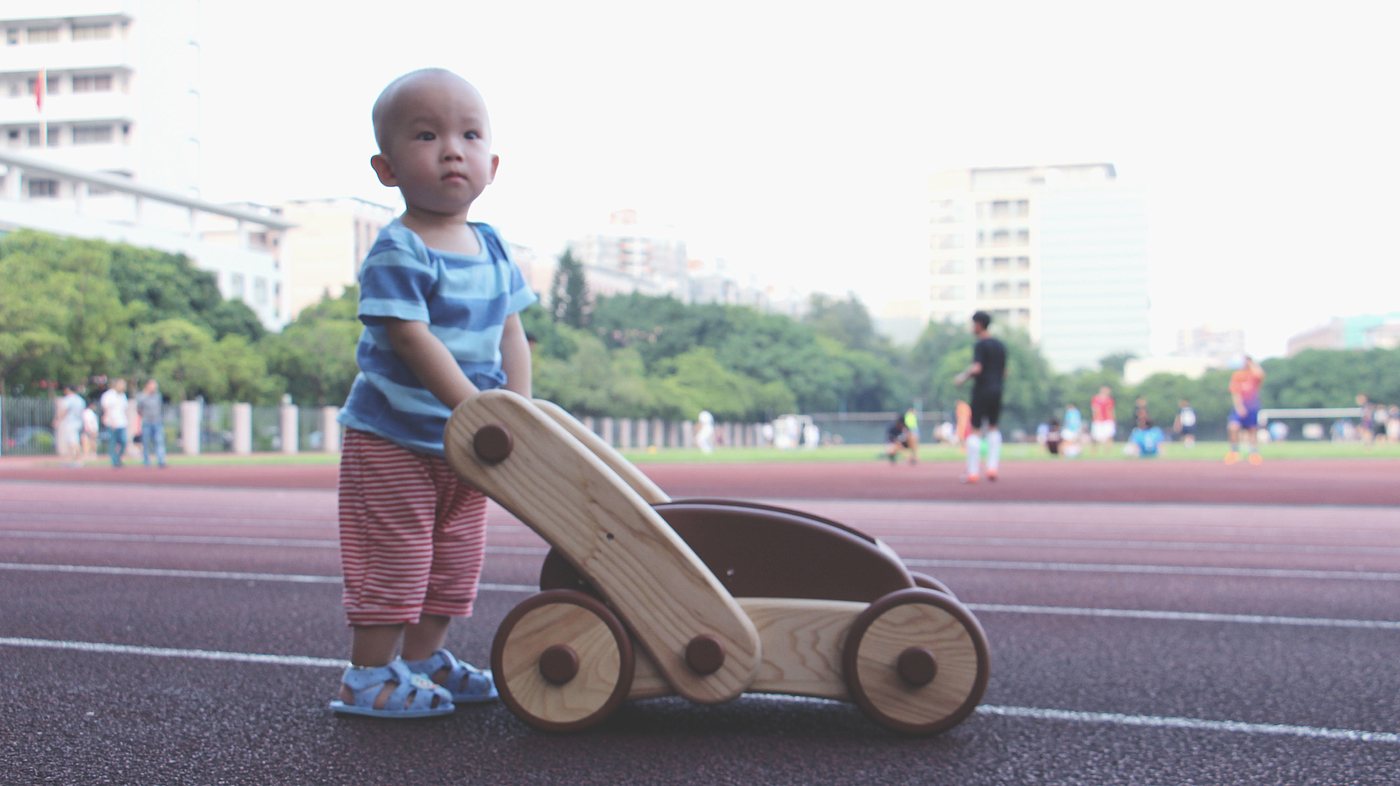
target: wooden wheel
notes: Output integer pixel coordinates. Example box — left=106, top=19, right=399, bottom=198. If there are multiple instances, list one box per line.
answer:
left=491, top=589, right=635, bottom=732
left=842, top=588, right=990, bottom=735
left=908, top=571, right=957, bottom=600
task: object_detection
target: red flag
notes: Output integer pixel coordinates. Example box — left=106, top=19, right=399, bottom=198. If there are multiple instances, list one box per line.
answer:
left=35, top=68, right=44, bottom=111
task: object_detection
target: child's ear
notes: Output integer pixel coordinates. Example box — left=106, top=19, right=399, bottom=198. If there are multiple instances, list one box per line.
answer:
left=370, top=154, right=398, bottom=187
left=488, top=154, right=499, bottom=184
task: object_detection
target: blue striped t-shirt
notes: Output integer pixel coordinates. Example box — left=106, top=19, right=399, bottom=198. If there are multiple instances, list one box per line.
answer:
left=337, top=219, right=537, bottom=455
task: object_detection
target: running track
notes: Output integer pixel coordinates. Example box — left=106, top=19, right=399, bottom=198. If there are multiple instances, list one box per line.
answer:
left=2, top=458, right=1398, bottom=784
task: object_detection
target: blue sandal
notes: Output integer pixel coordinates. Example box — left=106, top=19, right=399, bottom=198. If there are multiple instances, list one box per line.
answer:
left=404, top=649, right=498, bottom=704
left=329, top=659, right=455, bottom=718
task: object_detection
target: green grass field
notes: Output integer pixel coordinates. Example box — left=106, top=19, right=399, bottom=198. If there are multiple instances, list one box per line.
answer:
left=41, top=440, right=1399, bottom=467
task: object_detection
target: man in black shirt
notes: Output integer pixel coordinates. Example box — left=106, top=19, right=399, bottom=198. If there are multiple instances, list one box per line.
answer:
left=953, top=311, right=1007, bottom=482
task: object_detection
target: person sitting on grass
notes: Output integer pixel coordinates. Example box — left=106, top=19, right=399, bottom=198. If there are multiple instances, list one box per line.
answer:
left=882, top=417, right=912, bottom=465
left=1129, top=418, right=1165, bottom=458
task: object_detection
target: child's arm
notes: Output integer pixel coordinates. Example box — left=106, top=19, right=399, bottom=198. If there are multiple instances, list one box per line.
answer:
left=384, top=319, right=479, bottom=410
left=498, top=313, right=533, bottom=399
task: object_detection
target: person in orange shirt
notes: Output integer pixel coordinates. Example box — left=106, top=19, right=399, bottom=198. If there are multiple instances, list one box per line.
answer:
left=1225, top=356, right=1266, bottom=465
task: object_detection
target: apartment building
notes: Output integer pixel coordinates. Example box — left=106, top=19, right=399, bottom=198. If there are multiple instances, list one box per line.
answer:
left=0, top=1, right=199, bottom=195
left=926, top=163, right=1148, bottom=371
left=568, top=209, right=689, bottom=300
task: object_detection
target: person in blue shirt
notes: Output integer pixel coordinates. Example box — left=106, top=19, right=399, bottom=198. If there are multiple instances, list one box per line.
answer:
left=330, top=69, right=535, bottom=719
left=1130, top=419, right=1166, bottom=458
left=1061, top=403, right=1083, bottom=457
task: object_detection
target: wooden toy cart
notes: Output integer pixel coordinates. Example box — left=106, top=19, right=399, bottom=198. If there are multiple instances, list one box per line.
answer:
left=444, top=390, right=991, bottom=735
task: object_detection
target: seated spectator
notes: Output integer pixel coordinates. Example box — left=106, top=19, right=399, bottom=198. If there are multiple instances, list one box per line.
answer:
left=1045, top=419, right=1062, bottom=455
left=1130, top=419, right=1166, bottom=458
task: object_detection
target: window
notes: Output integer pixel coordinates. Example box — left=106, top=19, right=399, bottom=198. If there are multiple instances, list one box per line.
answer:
left=991, top=200, right=1010, bottom=218
left=992, top=257, right=1011, bottom=270
left=991, top=229, right=1010, bottom=246
left=71, top=74, right=114, bottom=92
left=991, top=282, right=1011, bottom=299
left=28, top=178, right=60, bottom=198
left=1016, top=229, right=1030, bottom=246
left=1017, top=256, right=1031, bottom=269
left=933, top=259, right=964, bottom=275
left=934, top=233, right=964, bottom=249
left=230, top=273, right=246, bottom=300
left=26, top=27, right=59, bottom=43
left=71, top=23, right=113, bottom=40
left=73, top=124, right=114, bottom=144
left=27, top=128, right=39, bottom=147
left=1017, top=281, right=1031, bottom=298
left=26, top=76, right=60, bottom=95
left=8, top=81, right=18, bottom=97
left=6, top=29, right=17, bottom=45
left=253, top=277, right=268, bottom=306
left=1016, top=200, right=1030, bottom=217
left=932, top=285, right=965, bottom=300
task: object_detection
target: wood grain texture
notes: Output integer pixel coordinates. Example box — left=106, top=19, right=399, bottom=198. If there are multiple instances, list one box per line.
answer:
left=627, top=598, right=864, bottom=701
left=852, top=600, right=983, bottom=727
left=533, top=398, right=671, bottom=505
left=446, top=390, right=760, bottom=704
left=499, top=600, right=626, bottom=725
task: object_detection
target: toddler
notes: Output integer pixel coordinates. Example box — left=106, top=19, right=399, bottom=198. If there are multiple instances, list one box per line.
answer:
left=329, top=68, right=535, bottom=718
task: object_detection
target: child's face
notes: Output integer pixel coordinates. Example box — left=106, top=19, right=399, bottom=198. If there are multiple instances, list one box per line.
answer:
left=371, top=75, right=499, bottom=217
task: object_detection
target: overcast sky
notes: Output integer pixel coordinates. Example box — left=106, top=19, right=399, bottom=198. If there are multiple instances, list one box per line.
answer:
left=196, top=1, right=1398, bottom=357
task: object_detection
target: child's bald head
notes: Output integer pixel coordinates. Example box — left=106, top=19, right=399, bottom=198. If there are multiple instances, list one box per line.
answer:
left=372, top=68, right=489, bottom=155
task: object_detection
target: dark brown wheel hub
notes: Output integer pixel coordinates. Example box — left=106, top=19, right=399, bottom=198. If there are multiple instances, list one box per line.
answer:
left=896, top=646, right=938, bottom=686
left=473, top=424, right=514, bottom=462
left=685, top=634, right=725, bottom=675
left=538, top=645, right=580, bottom=685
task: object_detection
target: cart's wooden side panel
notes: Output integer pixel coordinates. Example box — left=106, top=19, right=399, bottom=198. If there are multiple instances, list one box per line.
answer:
left=628, top=598, right=863, bottom=701
left=445, top=390, right=759, bottom=704
left=532, top=398, right=671, bottom=505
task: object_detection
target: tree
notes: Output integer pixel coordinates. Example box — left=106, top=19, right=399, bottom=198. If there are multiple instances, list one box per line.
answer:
left=0, top=230, right=133, bottom=391
left=548, top=249, right=590, bottom=328
left=261, top=287, right=361, bottom=406
left=132, top=319, right=280, bottom=404
left=1098, top=352, right=1137, bottom=377
left=803, top=292, right=881, bottom=353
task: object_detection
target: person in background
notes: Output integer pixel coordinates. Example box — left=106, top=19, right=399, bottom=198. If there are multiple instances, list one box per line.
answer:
left=1357, top=395, right=1374, bottom=447
left=1225, top=356, right=1266, bottom=465
left=1130, top=418, right=1166, bottom=458
left=81, top=401, right=99, bottom=462
left=53, top=384, right=86, bottom=468
left=1388, top=406, right=1399, bottom=443
left=136, top=379, right=167, bottom=468
left=1173, top=398, right=1197, bottom=448
left=883, top=416, right=912, bottom=465
left=99, top=379, right=130, bottom=468
left=902, top=408, right=920, bottom=464
left=695, top=410, right=715, bottom=454
left=1090, top=387, right=1116, bottom=453
left=953, top=311, right=1007, bottom=483
left=1062, top=403, right=1083, bottom=457
left=954, top=400, right=972, bottom=450
left=1045, top=419, right=1062, bottom=455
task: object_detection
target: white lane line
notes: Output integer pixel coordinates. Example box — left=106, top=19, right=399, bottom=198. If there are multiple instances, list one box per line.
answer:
left=0, top=531, right=339, bottom=548
left=0, top=637, right=347, bottom=668
left=5, top=562, right=1398, bottom=631
left=0, top=531, right=548, bottom=555
left=906, top=558, right=1400, bottom=582
left=883, top=535, right=1400, bottom=557
left=965, top=604, right=1400, bottom=631
left=0, top=562, right=536, bottom=592
left=977, top=705, right=1400, bottom=744
left=0, top=636, right=1394, bottom=745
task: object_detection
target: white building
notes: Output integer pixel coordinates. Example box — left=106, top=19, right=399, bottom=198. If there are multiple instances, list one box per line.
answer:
left=568, top=209, right=689, bottom=301
left=925, top=163, right=1149, bottom=371
left=1, top=149, right=293, bottom=329
left=0, top=0, right=200, bottom=194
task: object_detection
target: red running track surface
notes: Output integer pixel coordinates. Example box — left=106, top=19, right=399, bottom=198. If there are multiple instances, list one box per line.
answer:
left=1, top=456, right=1396, bottom=506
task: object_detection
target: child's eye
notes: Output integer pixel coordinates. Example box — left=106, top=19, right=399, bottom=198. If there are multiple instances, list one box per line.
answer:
left=464, top=131, right=480, bottom=140
left=416, top=131, right=436, bottom=141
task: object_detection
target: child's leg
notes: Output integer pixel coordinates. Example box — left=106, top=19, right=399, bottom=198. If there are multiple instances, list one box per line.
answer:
left=337, top=430, right=444, bottom=706
left=411, top=461, right=489, bottom=684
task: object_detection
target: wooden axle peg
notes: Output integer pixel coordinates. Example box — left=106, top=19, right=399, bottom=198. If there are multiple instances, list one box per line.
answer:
left=539, top=645, right=580, bottom=685
left=896, top=646, right=938, bottom=687
left=473, top=424, right=514, bottom=463
left=686, top=634, right=726, bottom=675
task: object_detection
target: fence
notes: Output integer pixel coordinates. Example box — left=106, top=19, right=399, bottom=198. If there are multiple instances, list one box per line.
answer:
left=2, top=394, right=953, bottom=457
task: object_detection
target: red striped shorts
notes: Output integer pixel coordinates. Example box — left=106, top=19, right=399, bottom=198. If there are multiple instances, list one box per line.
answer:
left=338, top=429, right=488, bottom=626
